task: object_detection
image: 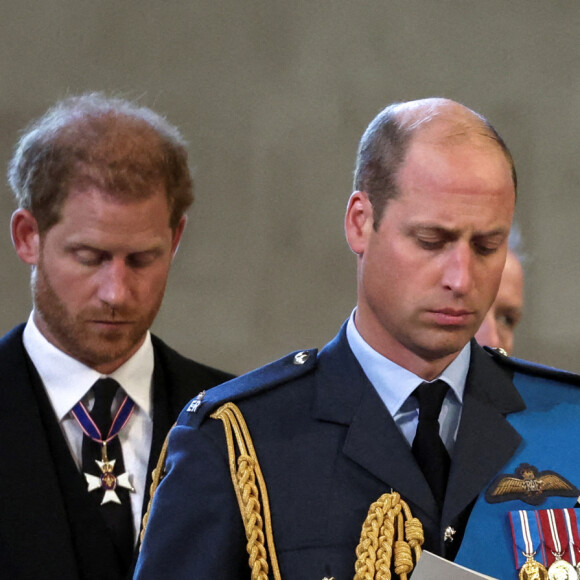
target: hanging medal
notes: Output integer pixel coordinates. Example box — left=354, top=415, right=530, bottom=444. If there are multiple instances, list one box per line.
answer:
left=71, top=394, right=136, bottom=504
left=538, top=509, right=578, bottom=580
left=509, top=510, right=549, bottom=580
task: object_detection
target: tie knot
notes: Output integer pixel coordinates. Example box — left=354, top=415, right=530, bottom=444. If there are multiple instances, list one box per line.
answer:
left=413, top=379, right=449, bottom=421
left=90, top=377, right=121, bottom=434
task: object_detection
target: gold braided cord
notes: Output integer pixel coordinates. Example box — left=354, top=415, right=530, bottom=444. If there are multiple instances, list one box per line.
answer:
left=211, top=403, right=282, bottom=580
left=139, top=423, right=174, bottom=547
left=139, top=414, right=424, bottom=580
left=354, top=492, right=424, bottom=580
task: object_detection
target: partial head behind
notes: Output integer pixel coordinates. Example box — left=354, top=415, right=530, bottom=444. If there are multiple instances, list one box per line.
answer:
left=475, top=228, right=525, bottom=355
left=353, top=97, right=517, bottom=228
left=8, top=93, right=194, bottom=234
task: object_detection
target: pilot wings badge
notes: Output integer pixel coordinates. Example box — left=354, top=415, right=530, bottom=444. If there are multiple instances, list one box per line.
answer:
left=486, top=463, right=579, bottom=506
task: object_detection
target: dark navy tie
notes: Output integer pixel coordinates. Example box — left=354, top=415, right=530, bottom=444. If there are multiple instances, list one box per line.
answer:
left=411, top=379, right=450, bottom=507
left=81, top=378, right=134, bottom=569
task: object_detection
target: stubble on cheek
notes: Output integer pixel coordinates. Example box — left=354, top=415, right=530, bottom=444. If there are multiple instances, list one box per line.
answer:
left=31, top=265, right=154, bottom=369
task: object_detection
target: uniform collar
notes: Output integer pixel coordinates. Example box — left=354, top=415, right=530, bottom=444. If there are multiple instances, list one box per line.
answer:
left=345, top=309, right=469, bottom=416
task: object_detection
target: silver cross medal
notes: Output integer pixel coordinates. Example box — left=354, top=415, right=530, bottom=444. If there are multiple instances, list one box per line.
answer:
left=84, top=442, right=135, bottom=504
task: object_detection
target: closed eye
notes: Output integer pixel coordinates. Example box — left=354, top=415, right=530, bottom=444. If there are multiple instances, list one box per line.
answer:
left=417, top=237, right=447, bottom=251
left=472, top=243, right=498, bottom=256
left=126, top=250, right=162, bottom=269
left=73, top=248, right=108, bottom=266
left=472, top=232, right=506, bottom=257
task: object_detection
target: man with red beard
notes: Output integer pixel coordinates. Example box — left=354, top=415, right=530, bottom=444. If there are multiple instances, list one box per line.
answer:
left=0, top=93, right=232, bottom=580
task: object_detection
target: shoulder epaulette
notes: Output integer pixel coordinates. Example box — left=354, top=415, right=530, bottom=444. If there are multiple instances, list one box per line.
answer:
left=484, top=346, right=580, bottom=386
left=177, top=348, right=318, bottom=428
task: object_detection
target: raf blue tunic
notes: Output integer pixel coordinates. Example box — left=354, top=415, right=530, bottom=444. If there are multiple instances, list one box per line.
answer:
left=456, top=366, right=580, bottom=580
left=135, top=326, right=580, bottom=580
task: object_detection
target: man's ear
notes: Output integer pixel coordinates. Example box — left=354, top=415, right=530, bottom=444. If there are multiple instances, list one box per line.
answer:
left=344, top=191, right=374, bottom=255
left=11, top=209, right=40, bottom=265
left=170, top=215, right=187, bottom=258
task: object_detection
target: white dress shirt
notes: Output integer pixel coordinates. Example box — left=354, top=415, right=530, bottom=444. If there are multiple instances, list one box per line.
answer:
left=23, top=312, right=154, bottom=540
left=346, top=309, right=469, bottom=455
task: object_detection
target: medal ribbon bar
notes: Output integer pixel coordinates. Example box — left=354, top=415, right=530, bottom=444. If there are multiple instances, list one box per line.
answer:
left=538, top=508, right=579, bottom=580
left=509, top=509, right=549, bottom=579
left=564, top=508, right=580, bottom=568
left=538, top=508, right=568, bottom=566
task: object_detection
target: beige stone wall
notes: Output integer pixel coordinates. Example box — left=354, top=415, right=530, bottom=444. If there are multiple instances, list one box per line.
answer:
left=1, top=1, right=579, bottom=374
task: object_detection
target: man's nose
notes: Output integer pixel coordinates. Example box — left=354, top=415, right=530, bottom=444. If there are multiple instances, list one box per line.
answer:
left=97, top=260, right=130, bottom=306
left=442, top=244, right=474, bottom=296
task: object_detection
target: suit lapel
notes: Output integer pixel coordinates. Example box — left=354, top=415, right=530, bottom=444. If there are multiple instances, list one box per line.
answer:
left=314, top=328, right=526, bottom=538
left=443, top=341, right=525, bottom=525
left=141, top=355, right=172, bottom=522
left=313, top=325, right=440, bottom=522
left=343, top=384, right=439, bottom=516
left=142, top=337, right=218, bottom=521
left=139, top=337, right=233, bottom=531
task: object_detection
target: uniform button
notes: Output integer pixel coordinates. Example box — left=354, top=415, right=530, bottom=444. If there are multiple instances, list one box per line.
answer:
left=493, top=347, right=508, bottom=357
left=293, top=351, right=310, bottom=365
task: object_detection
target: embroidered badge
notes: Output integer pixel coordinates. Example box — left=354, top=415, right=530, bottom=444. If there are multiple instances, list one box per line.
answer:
left=486, top=463, right=579, bottom=506
left=187, top=390, right=206, bottom=413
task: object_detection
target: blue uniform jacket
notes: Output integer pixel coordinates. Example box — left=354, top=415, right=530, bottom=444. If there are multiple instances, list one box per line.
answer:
left=135, top=323, right=580, bottom=580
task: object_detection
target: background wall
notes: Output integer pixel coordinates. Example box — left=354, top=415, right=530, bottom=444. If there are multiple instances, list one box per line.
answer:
left=1, top=1, right=579, bottom=375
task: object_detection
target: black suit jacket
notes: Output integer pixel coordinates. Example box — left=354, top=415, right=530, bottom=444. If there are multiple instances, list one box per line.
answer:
left=0, top=324, right=233, bottom=580
left=136, top=322, right=533, bottom=579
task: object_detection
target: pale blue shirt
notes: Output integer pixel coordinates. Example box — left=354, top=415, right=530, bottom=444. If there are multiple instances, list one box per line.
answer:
left=346, top=310, right=469, bottom=455
left=23, top=312, right=154, bottom=541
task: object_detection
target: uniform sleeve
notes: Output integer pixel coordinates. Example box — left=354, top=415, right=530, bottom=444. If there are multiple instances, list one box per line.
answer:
left=134, top=422, right=249, bottom=579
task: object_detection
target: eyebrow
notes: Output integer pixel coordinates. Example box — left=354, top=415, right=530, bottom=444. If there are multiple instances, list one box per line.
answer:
left=407, top=224, right=509, bottom=239
left=66, top=241, right=165, bottom=254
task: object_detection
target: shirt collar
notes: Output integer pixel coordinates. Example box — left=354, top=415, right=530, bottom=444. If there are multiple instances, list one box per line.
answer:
left=23, top=311, right=154, bottom=421
left=346, top=309, right=470, bottom=415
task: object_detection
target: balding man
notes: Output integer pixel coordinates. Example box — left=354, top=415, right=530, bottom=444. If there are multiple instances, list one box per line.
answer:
left=136, top=99, right=580, bottom=580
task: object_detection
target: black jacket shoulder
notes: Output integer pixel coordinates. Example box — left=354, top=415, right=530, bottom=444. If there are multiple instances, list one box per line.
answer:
left=151, top=334, right=234, bottom=385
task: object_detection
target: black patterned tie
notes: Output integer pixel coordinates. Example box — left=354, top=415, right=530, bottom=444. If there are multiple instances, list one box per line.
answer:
left=81, top=378, right=134, bottom=569
left=411, top=380, right=450, bottom=507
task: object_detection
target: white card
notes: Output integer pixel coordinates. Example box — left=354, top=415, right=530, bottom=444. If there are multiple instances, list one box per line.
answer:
left=412, top=551, right=498, bottom=580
